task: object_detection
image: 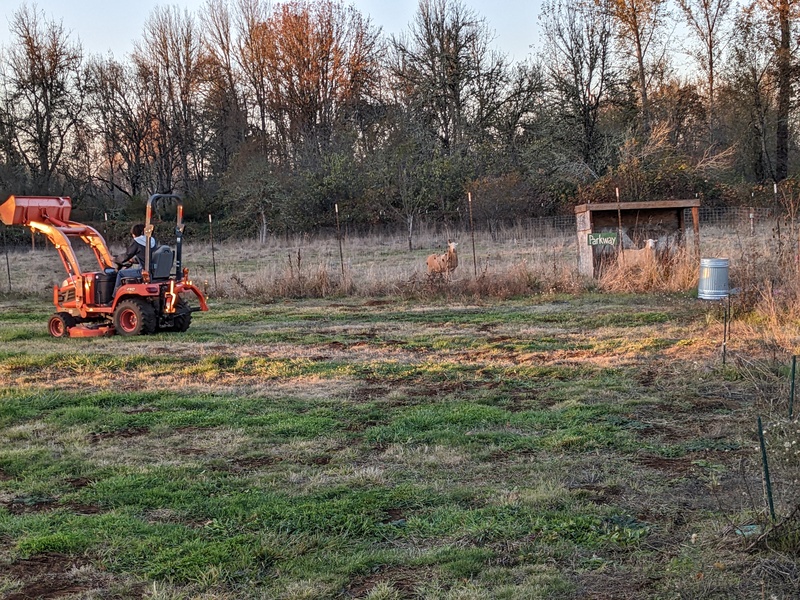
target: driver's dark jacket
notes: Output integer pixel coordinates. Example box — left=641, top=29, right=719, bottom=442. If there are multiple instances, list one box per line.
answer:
left=115, top=235, right=156, bottom=266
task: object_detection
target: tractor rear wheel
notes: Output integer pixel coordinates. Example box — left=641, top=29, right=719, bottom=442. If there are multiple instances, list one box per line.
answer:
left=113, top=298, right=157, bottom=336
left=48, top=312, right=76, bottom=338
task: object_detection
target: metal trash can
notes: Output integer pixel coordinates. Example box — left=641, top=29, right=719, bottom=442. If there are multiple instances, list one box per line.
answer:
left=698, top=258, right=729, bottom=300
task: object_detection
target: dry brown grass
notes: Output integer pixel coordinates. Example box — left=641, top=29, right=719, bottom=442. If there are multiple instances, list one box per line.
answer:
left=598, top=245, right=699, bottom=293
left=5, top=219, right=800, bottom=330
left=2, top=228, right=581, bottom=300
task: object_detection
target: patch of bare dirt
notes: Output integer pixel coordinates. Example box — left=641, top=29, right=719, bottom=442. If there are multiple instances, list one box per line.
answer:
left=636, top=455, right=695, bottom=474
left=570, top=483, right=625, bottom=504
left=63, top=502, right=103, bottom=515
left=691, top=396, right=742, bottom=411
left=4, top=495, right=57, bottom=515
left=2, top=552, right=145, bottom=599
left=3, top=493, right=104, bottom=516
left=636, top=423, right=683, bottom=441
left=364, top=300, right=393, bottom=307
left=350, top=385, right=390, bottom=402
left=87, top=427, right=149, bottom=444
left=65, top=477, right=92, bottom=489
left=300, top=455, right=331, bottom=466
left=577, top=567, right=655, bottom=600
left=636, top=367, right=659, bottom=387
left=381, top=508, right=406, bottom=524
left=344, top=565, right=422, bottom=598
left=3, top=553, right=90, bottom=600
left=229, top=456, right=282, bottom=472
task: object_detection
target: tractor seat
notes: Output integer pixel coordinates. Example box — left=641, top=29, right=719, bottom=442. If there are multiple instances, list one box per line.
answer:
left=150, top=245, right=175, bottom=279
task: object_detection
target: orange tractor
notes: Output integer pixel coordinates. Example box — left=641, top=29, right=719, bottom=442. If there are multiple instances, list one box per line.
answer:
left=0, top=193, right=208, bottom=337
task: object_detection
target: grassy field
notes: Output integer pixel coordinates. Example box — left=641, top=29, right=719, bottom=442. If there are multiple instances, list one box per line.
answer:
left=1, top=290, right=799, bottom=599
left=1, top=223, right=799, bottom=598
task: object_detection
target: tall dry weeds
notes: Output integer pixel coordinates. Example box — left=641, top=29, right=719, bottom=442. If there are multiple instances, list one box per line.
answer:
left=598, top=245, right=698, bottom=294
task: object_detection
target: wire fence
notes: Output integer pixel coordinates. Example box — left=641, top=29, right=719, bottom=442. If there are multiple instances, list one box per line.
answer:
left=1, top=204, right=792, bottom=252
left=437, top=205, right=792, bottom=246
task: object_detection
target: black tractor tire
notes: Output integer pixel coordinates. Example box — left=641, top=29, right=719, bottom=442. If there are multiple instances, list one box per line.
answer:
left=171, top=299, right=193, bottom=332
left=158, top=299, right=192, bottom=333
left=48, top=312, right=77, bottom=338
left=113, top=298, right=157, bottom=336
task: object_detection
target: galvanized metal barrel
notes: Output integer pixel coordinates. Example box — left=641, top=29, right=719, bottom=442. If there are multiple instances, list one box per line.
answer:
left=698, top=258, right=729, bottom=300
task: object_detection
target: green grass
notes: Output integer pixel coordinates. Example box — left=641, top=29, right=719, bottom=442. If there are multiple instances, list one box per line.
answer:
left=0, top=294, right=793, bottom=599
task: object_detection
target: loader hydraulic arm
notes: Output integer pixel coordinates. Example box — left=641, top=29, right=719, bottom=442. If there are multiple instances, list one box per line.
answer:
left=0, top=195, right=116, bottom=277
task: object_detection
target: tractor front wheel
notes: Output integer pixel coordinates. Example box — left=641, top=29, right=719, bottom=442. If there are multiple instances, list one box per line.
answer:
left=48, top=312, right=76, bottom=338
left=113, top=299, right=157, bottom=336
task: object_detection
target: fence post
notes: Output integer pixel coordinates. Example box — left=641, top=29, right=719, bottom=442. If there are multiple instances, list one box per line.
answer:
left=335, top=203, right=345, bottom=279
left=3, top=225, right=11, bottom=292
left=468, top=192, right=477, bottom=277
left=722, top=295, right=730, bottom=366
left=790, top=355, right=796, bottom=419
left=757, top=416, right=776, bottom=521
left=615, top=187, right=623, bottom=259
left=208, top=214, right=218, bottom=295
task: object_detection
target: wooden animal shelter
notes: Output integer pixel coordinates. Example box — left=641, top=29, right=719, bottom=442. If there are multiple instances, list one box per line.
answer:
left=574, top=199, right=701, bottom=277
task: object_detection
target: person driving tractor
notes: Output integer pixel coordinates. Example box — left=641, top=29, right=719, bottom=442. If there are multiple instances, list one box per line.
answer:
left=113, top=223, right=157, bottom=295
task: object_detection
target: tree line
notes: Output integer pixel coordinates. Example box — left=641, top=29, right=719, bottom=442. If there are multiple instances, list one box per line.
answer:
left=0, top=0, right=798, bottom=244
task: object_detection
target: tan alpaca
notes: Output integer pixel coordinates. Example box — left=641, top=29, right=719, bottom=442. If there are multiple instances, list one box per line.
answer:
left=426, top=240, right=458, bottom=279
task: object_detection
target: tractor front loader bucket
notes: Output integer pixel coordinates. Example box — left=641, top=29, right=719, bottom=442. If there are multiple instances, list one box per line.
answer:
left=0, top=195, right=72, bottom=226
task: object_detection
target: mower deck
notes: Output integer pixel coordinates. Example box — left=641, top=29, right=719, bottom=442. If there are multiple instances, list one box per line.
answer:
left=67, top=324, right=115, bottom=338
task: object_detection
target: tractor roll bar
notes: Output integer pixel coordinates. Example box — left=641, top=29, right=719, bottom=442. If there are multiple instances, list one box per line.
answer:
left=143, top=193, right=184, bottom=280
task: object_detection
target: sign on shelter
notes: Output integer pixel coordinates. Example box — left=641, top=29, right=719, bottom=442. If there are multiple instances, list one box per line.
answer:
left=574, top=199, right=701, bottom=277
left=587, top=232, right=618, bottom=246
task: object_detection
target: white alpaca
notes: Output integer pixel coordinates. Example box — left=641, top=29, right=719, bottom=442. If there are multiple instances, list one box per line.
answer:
left=619, top=239, right=657, bottom=267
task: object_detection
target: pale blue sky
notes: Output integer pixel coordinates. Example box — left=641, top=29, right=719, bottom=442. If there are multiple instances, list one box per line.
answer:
left=2, top=0, right=541, bottom=62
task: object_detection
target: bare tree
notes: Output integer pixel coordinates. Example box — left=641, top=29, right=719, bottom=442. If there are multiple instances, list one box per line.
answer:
left=601, top=0, right=669, bottom=131
left=200, top=0, right=248, bottom=176
left=390, top=0, right=490, bottom=153
left=84, top=57, right=157, bottom=199
left=261, top=0, right=381, bottom=159
left=704, top=0, right=793, bottom=182
left=767, top=0, right=795, bottom=180
left=677, top=0, right=734, bottom=126
left=133, top=6, right=207, bottom=193
left=491, top=60, right=545, bottom=152
left=720, top=2, right=777, bottom=181
left=4, top=4, right=83, bottom=191
left=542, top=0, right=616, bottom=175
left=0, top=55, right=26, bottom=189
left=233, top=0, right=272, bottom=148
